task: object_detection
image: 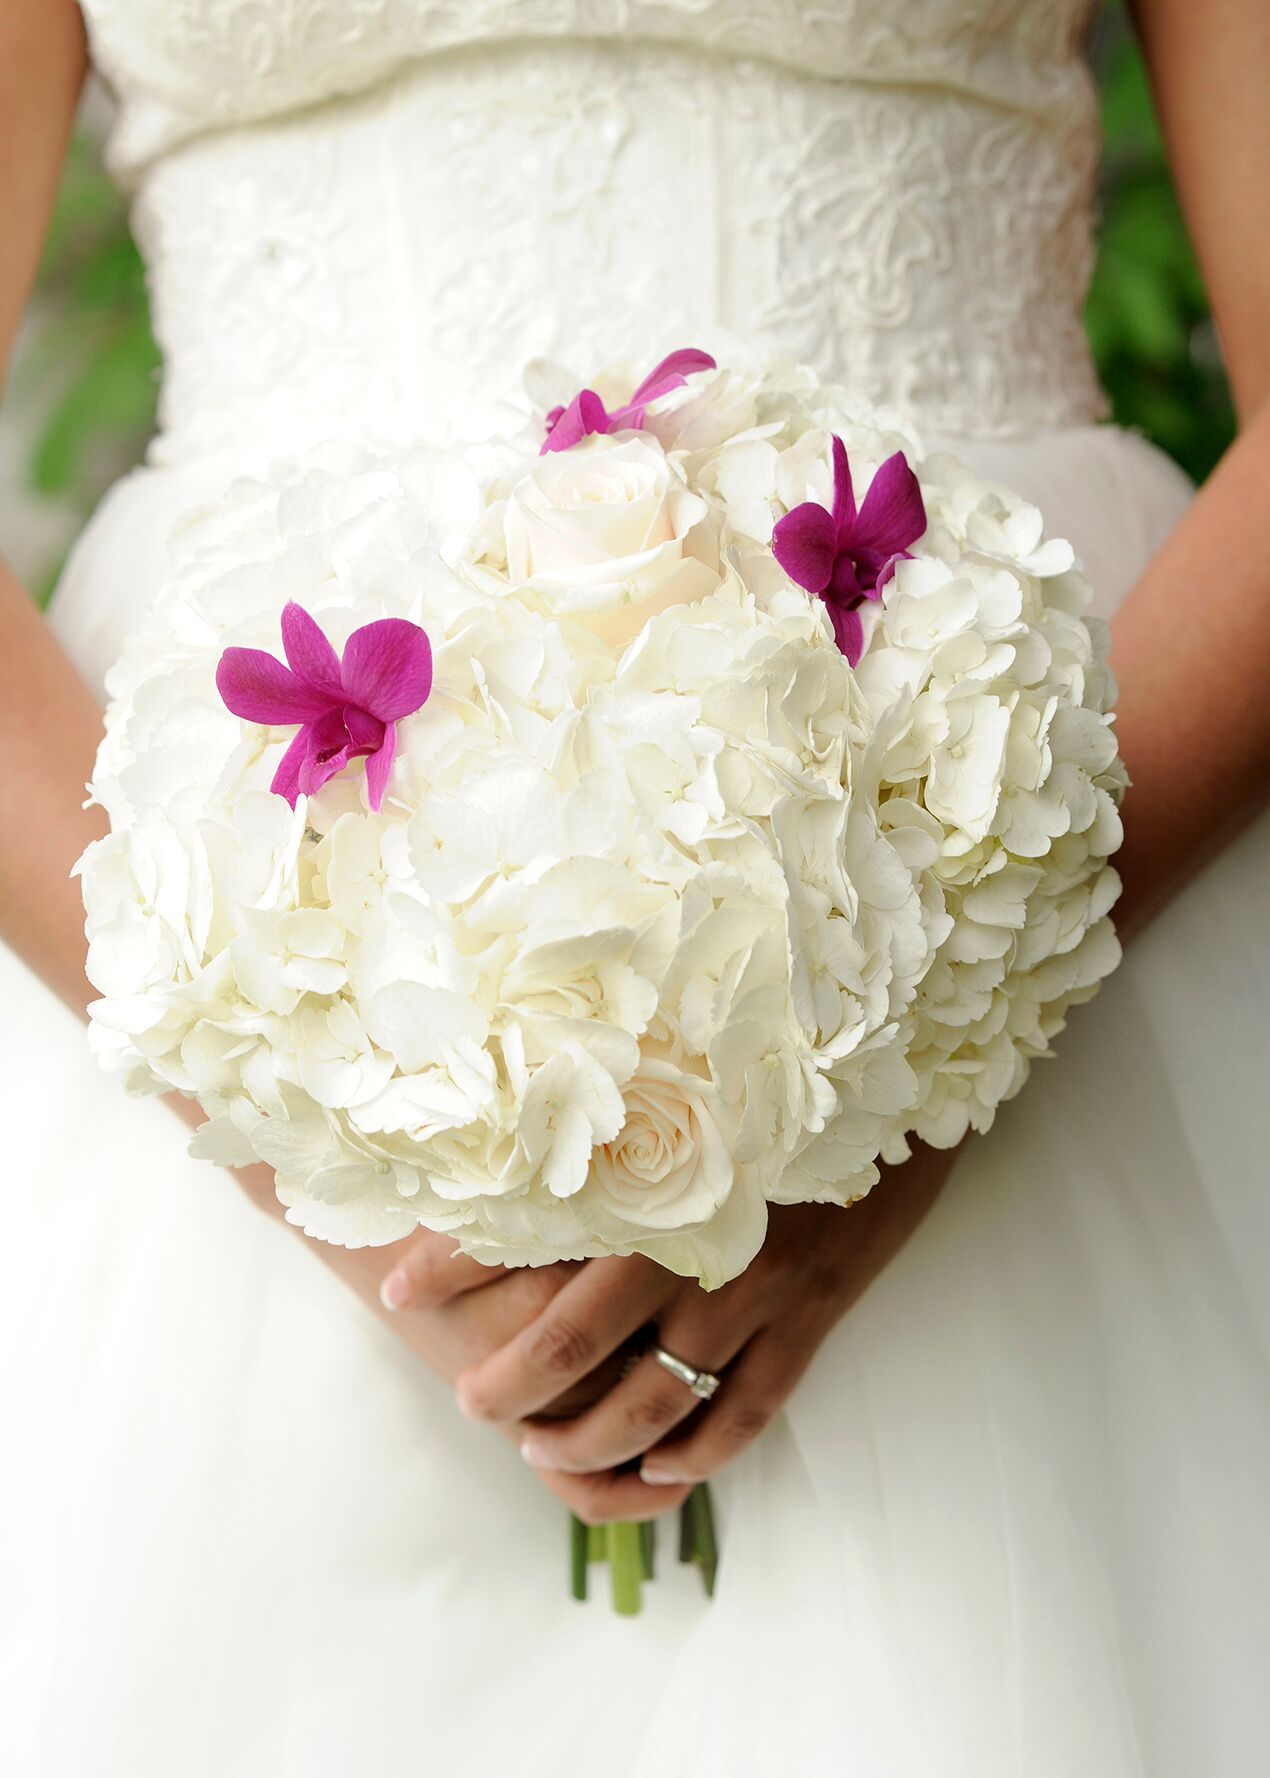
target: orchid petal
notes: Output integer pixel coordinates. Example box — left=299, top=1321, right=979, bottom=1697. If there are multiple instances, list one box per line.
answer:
left=830, top=435, right=857, bottom=535
left=340, top=619, right=433, bottom=721
left=854, top=451, right=927, bottom=556
left=304, top=748, right=352, bottom=796
left=828, top=603, right=866, bottom=666
left=874, top=551, right=910, bottom=594
left=269, top=725, right=313, bottom=807
left=364, top=723, right=398, bottom=812
left=296, top=707, right=352, bottom=795
left=343, top=703, right=386, bottom=752
left=216, top=647, right=333, bottom=725
left=829, top=550, right=866, bottom=608
left=281, top=601, right=344, bottom=697
left=541, top=389, right=611, bottom=453
left=773, top=501, right=838, bottom=595
left=626, top=346, right=717, bottom=407
left=297, top=700, right=350, bottom=792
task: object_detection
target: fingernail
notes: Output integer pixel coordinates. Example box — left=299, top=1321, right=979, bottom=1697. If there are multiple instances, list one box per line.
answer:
left=379, top=1270, right=410, bottom=1312
left=639, top=1464, right=683, bottom=1486
left=520, top=1440, right=561, bottom=1470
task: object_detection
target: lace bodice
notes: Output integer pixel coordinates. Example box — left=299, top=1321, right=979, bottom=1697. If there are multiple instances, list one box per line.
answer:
left=77, top=0, right=1106, bottom=458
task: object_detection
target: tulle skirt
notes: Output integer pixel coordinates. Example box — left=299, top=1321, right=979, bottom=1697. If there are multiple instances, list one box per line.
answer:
left=2, top=423, right=1267, bottom=1778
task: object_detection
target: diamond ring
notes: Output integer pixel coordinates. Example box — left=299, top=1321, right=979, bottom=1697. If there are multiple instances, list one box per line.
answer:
left=652, top=1344, right=722, bottom=1401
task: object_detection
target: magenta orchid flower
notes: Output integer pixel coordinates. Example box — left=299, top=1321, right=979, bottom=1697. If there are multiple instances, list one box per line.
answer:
left=541, top=347, right=717, bottom=453
left=772, top=438, right=926, bottom=666
left=215, top=602, right=432, bottom=812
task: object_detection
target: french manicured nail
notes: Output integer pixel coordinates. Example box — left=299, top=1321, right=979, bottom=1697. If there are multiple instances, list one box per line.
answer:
left=639, top=1464, right=682, bottom=1485
left=379, top=1270, right=410, bottom=1312
left=520, top=1440, right=560, bottom=1470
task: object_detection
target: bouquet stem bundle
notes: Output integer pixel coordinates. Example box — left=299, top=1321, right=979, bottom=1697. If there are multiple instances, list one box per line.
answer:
left=570, top=1485, right=717, bottom=1614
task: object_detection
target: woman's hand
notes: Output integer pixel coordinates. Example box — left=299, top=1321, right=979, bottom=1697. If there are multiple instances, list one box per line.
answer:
left=376, top=1225, right=623, bottom=1413
left=441, top=1142, right=956, bottom=1523
left=226, top=1152, right=600, bottom=1400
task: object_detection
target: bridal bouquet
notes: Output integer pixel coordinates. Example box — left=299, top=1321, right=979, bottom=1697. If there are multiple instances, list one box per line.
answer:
left=78, top=346, right=1124, bottom=1605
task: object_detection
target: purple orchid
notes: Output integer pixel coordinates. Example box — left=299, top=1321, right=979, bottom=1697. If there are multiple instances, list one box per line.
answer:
left=541, top=347, right=717, bottom=453
left=772, top=437, right=926, bottom=666
left=215, top=602, right=432, bottom=812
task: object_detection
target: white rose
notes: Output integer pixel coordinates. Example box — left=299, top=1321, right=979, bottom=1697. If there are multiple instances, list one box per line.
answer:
left=589, top=1058, right=735, bottom=1232
left=502, top=434, right=720, bottom=647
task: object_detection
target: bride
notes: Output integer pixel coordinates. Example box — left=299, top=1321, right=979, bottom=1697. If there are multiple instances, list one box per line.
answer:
left=2, top=2, right=1267, bottom=1773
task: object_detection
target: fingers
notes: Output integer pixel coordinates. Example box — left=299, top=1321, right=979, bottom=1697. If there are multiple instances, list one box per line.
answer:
left=528, top=1459, right=694, bottom=1527
left=455, top=1255, right=672, bottom=1425
left=379, top=1230, right=500, bottom=1311
left=637, top=1323, right=816, bottom=1486
left=518, top=1309, right=758, bottom=1476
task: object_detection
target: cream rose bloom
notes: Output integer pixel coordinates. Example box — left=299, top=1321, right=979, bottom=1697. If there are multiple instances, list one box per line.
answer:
left=590, top=1058, right=735, bottom=1232
left=502, top=434, right=720, bottom=647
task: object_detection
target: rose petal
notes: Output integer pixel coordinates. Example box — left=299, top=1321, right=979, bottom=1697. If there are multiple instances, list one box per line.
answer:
left=216, top=647, right=333, bottom=725
left=772, top=501, right=838, bottom=595
left=340, top=619, right=433, bottom=721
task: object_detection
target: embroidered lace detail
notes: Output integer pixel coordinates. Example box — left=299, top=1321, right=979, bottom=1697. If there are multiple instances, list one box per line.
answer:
left=79, top=3, right=1107, bottom=451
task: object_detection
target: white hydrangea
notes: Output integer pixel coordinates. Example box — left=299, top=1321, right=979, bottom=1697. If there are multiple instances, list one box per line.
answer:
left=79, top=354, right=1124, bottom=1286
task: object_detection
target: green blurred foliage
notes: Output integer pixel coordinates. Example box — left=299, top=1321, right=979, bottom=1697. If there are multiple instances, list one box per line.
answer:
left=1086, top=7, right=1235, bottom=481
left=17, top=130, right=158, bottom=602
left=16, top=4, right=1234, bottom=600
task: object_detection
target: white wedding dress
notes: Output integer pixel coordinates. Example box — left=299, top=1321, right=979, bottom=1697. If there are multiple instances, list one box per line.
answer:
left=3, top=3, right=1268, bottom=1774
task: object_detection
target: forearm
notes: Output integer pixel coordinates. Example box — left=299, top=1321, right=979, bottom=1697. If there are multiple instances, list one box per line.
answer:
left=0, top=560, right=108, bottom=1011
left=1110, top=399, right=1270, bottom=939
left=0, top=560, right=462, bottom=1350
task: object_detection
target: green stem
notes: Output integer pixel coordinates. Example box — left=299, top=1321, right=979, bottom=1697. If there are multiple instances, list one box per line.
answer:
left=569, top=1513, right=589, bottom=1602
left=678, top=1497, right=695, bottom=1564
left=568, top=1494, right=716, bottom=1611
left=606, top=1520, right=646, bottom=1616
left=638, top=1516, right=656, bottom=1582
left=684, top=1483, right=719, bottom=1598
